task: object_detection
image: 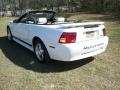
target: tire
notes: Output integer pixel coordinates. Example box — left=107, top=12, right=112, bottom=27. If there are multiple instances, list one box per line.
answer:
left=7, top=28, right=13, bottom=41
left=34, top=39, right=50, bottom=63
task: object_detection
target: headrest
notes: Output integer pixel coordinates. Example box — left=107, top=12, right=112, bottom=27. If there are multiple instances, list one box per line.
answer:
left=56, top=17, right=65, bottom=22
left=38, top=18, right=47, bottom=24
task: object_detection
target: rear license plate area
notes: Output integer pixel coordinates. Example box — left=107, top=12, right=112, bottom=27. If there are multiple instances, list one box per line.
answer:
left=85, top=31, right=95, bottom=39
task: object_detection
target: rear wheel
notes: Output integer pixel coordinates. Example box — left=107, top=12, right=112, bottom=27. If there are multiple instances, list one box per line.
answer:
left=7, top=28, right=13, bottom=41
left=34, top=39, right=50, bottom=63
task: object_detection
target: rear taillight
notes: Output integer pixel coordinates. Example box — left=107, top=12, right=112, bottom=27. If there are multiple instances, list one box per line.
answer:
left=59, top=32, right=76, bottom=43
left=103, top=28, right=106, bottom=36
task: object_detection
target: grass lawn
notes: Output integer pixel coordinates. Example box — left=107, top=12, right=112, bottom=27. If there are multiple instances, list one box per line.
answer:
left=0, top=14, right=120, bottom=90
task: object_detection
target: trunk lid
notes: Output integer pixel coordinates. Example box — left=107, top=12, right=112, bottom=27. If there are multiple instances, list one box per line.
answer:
left=57, top=22, right=105, bottom=42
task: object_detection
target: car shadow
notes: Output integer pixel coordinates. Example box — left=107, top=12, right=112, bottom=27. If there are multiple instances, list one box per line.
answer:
left=0, top=36, right=94, bottom=73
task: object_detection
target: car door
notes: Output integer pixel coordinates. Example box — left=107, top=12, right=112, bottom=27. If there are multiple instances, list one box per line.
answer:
left=11, top=13, right=28, bottom=41
left=12, top=13, right=34, bottom=44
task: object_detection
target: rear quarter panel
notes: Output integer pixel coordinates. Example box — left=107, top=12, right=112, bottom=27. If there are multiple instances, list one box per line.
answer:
left=28, top=25, right=63, bottom=58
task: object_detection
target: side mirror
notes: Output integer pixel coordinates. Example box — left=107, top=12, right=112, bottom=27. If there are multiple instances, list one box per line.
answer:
left=38, top=18, right=47, bottom=24
left=13, top=19, right=18, bottom=23
left=26, top=21, right=35, bottom=24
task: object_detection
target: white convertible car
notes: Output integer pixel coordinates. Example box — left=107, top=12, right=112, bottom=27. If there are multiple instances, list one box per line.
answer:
left=7, top=10, right=109, bottom=63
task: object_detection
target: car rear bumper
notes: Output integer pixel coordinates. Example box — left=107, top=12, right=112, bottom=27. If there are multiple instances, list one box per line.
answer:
left=50, top=36, right=109, bottom=61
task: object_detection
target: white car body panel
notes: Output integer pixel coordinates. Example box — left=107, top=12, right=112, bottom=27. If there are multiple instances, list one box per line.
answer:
left=8, top=11, right=109, bottom=61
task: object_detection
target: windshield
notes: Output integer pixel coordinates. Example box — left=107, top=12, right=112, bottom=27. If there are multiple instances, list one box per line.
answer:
left=17, top=11, right=56, bottom=24
left=29, top=11, right=56, bottom=22
left=30, top=12, right=54, bottom=19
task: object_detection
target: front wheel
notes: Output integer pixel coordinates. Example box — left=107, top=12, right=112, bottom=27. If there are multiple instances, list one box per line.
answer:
left=34, top=40, right=50, bottom=63
left=7, top=28, right=13, bottom=41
